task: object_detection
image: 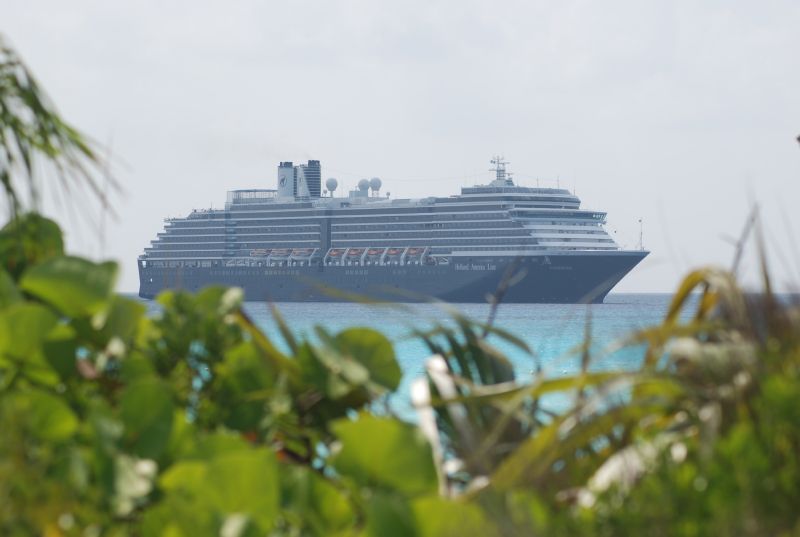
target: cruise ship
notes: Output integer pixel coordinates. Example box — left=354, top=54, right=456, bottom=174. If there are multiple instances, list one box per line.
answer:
left=138, top=158, right=647, bottom=303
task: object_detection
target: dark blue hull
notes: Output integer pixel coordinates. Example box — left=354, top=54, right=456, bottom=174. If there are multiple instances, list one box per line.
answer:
left=138, top=251, right=647, bottom=304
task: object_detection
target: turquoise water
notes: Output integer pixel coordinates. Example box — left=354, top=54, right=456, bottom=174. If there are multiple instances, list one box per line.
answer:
left=137, top=293, right=689, bottom=416
left=241, top=293, right=688, bottom=415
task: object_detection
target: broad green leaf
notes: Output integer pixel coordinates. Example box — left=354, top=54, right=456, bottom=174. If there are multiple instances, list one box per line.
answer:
left=0, top=302, right=58, bottom=356
left=364, top=493, right=416, bottom=537
left=120, top=378, right=174, bottom=459
left=296, top=342, right=338, bottom=392
left=318, top=347, right=370, bottom=398
left=0, top=213, right=64, bottom=280
left=141, top=493, right=218, bottom=537
left=335, top=328, right=401, bottom=390
left=281, top=465, right=356, bottom=534
left=207, top=450, right=280, bottom=526
left=296, top=342, right=370, bottom=404
left=42, top=323, right=79, bottom=380
left=20, top=255, right=118, bottom=317
left=332, top=414, right=437, bottom=496
left=98, top=294, right=146, bottom=340
left=161, top=448, right=279, bottom=530
left=0, top=303, right=60, bottom=385
left=411, top=496, right=496, bottom=537
left=0, top=268, right=21, bottom=307
left=194, top=431, right=253, bottom=458
left=160, top=461, right=206, bottom=491
left=119, top=354, right=156, bottom=383
left=162, top=430, right=251, bottom=472
left=214, top=342, right=275, bottom=430
left=22, top=388, right=79, bottom=441
left=162, top=410, right=199, bottom=461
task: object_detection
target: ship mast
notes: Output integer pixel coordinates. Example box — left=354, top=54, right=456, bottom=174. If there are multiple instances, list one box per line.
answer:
left=638, top=218, right=644, bottom=251
left=490, top=155, right=514, bottom=186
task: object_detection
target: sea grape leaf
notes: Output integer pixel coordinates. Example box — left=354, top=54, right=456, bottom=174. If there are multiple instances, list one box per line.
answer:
left=296, top=342, right=368, bottom=401
left=194, top=430, right=253, bottom=458
left=161, top=409, right=199, bottom=462
left=42, top=323, right=79, bottom=381
left=334, top=328, right=401, bottom=391
left=141, top=491, right=218, bottom=537
left=120, top=378, right=174, bottom=459
left=0, top=268, right=21, bottom=307
left=364, top=493, right=417, bottom=537
left=162, top=430, right=253, bottom=472
left=411, top=496, right=496, bottom=537
left=0, top=302, right=60, bottom=385
left=0, top=213, right=64, bottom=280
left=0, top=302, right=57, bottom=356
left=21, top=388, right=79, bottom=441
left=160, top=461, right=207, bottom=491
left=119, top=354, right=156, bottom=383
left=281, top=465, right=356, bottom=534
left=20, top=255, right=118, bottom=317
left=161, top=448, right=280, bottom=531
left=214, top=342, right=275, bottom=431
left=98, top=294, right=147, bottom=341
left=295, top=342, right=333, bottom=390
left=332, top=414, right=438, bottom=496
left=206, top=450, right=280, bottom=526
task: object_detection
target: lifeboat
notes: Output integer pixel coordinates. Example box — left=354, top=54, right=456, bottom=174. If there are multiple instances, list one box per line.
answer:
left=249, top=248, right=270, bottom=257
left=328, top=249, right=345, bottom=257
left=407, top=247, right=424, bottom=256
left=347, top=248, right=364, bottom=257
left=386, top=248, right=403, bottom=256
left=270, top=249, right=290, bottom=257
left=367, top=248, right=385, bottom=256
left=291, top=248, right=314, bottom=256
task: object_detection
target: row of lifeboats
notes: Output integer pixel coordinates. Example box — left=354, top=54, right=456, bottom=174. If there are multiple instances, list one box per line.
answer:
left=250, top=248, right=316, bottom=258
left=327, top=247, right=426, bottom=258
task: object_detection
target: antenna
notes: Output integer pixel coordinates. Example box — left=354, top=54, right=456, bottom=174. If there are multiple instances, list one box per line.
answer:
left=638, top=218, right=644, bottom=251
left=489, top=155, right=513, bottom=185
left=99, top=134, right=114, bottom=258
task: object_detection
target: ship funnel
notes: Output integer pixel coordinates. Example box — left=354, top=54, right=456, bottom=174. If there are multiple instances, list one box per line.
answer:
left=277, top=161, right=295, bottom=197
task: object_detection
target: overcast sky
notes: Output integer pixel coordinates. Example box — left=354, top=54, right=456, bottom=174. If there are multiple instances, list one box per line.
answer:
left=5, top=0, right=800, bottom=293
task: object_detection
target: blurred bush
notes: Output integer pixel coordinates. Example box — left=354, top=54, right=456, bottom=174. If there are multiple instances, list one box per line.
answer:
left=1, top=34, right=799, bottom=536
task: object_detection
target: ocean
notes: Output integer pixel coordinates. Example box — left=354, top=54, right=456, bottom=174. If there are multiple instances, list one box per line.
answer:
left=217, top=293, right=689, bottom=415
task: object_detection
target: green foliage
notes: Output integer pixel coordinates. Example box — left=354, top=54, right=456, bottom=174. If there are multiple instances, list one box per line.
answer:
left=0, top=212, right=63, bottom=279
left=0, top=34, right=111, bottom=215
left=4, top=212, right=797, bottom=537
left=119, top=378, right=174, bottom=459
left=3, top=34, right=800, bottom=537
left=154, top=445, right=280, bottom=534
left=332, top=414, right=438, bottom=496
left=21, top=255, right=118, bottom=317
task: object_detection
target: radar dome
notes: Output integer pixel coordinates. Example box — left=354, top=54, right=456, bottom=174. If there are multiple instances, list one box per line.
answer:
left=369, top=177, right=382, bottom=191
left=358, top=179, right=370, bottom=191
left=325, top=177, right=338, bottom=192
